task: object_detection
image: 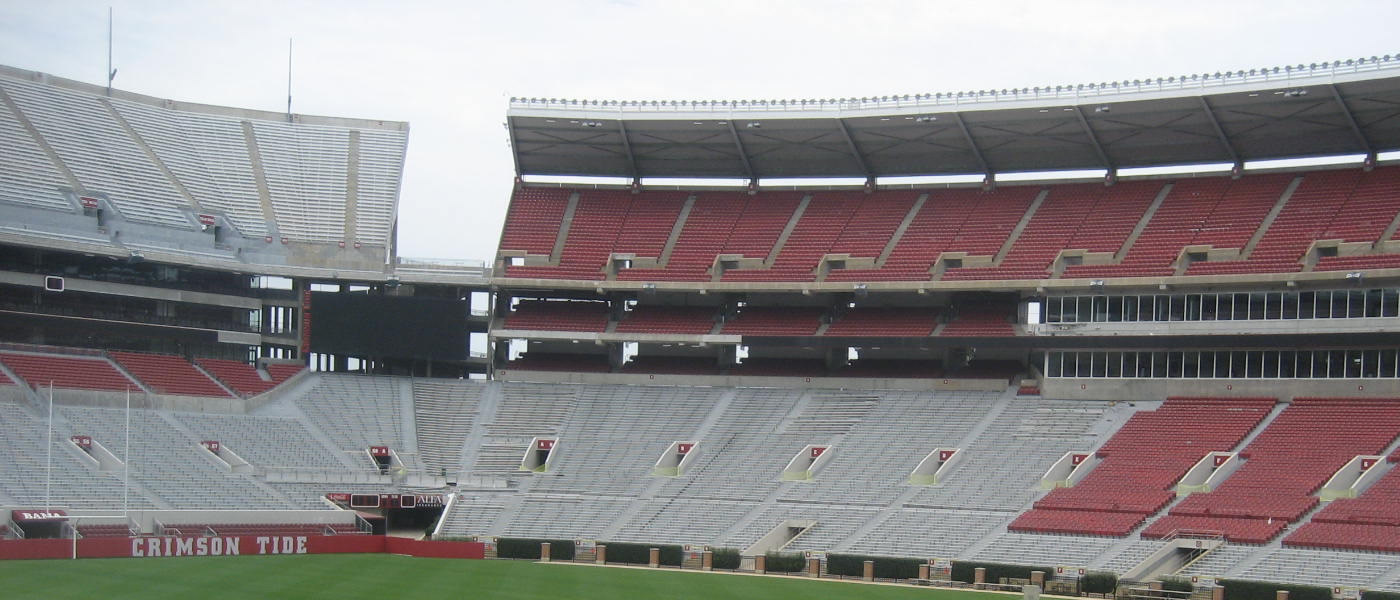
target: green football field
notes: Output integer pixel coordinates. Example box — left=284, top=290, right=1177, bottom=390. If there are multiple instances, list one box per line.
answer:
left=0, top=554, right=1011, bottom=600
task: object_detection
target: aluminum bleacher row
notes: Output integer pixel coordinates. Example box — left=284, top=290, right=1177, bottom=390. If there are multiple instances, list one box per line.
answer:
left=0, top=68, right=406, bottom=246
left=8, top=372, right=1400, bottom=587
left=497, top=165, right=1400, bottom=283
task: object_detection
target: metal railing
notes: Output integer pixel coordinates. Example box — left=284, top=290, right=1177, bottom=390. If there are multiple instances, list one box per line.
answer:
left=510, top=54, right=1400, bottom=114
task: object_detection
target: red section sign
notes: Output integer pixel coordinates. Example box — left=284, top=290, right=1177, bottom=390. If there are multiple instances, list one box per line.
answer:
left=369, top=446, right=390, bottom=457
left=197, top=214, right=216, bottom=226
left=537, top=439, right=555, bottom=451
left=11, top=510, right=66, bottom=522
left=71, top=435, right=92, bottom=450
left=79, top=196, right=99, bottom=209
left=677, top=443, right=693, bottom=454
left=810, top=446, right=826, bottom=458
left=201, top=441, right=221, bottom=453
left=325, top=493, right=351, bottom=503
left=938, top=450, right=956, bottom=461
left=1071, top=453, right=1088, bottom=466
left=1361, top=458, right=1377, bottom=470
left=1214, top=454, right=1230, bottom=467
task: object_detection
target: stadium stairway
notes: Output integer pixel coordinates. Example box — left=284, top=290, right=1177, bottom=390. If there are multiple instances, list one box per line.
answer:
left=396, top=378, right=421, bottom=471
left=453, top=382, right=501, bottom=480
left=154, top=410, right=300, bottom=506
left=249, top=373, right=365, bottom=472
left=1375, top=561, right=1400, bottom=592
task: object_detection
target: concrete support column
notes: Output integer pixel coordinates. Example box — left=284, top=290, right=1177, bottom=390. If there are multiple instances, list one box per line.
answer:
left=1213, top=587, right=1225, bottom=600
left=648, top=547, right=660, bottom=568
left=807, top=557, right=821, bottom=578
left=863, top=560, right=875, bottom=582
left=975, top=567, right=987, bottom=588
left=702, top=550, right=713, bottom=571
left=1031, top=571, right=1045, bottom=587
left=540, top=542, right=550, bottom=562
left=755, top=554, right=767, bottom=574
left=595, top=544, right=606, bottom=565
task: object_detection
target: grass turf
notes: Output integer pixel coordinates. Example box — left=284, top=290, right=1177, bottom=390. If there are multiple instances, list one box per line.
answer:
left=0, top=554, right=1011, bottom=599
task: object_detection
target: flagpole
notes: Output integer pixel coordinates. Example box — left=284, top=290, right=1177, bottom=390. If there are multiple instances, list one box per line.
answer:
left=123, top=387, right=130, bottom=518
left=45, top=381, right=53, bottom=511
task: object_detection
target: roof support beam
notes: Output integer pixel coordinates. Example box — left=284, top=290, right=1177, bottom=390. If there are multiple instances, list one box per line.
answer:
left=1329, top=84, right=1375, bottom=156
left=726, top=121, right=756, bottom=181
left=1073, top=106, right=1114, bottom=173
left=1198, top=96, right=1240, bottom=166
left=506, top=118, right=523, bottom=176
left=834, top=118, right=872, bottom=180
left=951, top=113, right=991, bottom=179
left=616, top=120, right=639, bottom=181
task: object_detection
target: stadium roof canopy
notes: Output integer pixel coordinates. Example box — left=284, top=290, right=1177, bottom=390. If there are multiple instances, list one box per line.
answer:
left=506, top=56, right=1400, bottom=181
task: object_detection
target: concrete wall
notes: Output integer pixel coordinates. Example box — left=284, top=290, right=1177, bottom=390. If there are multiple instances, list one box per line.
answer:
left=494, top=369, right=1008, bottom=391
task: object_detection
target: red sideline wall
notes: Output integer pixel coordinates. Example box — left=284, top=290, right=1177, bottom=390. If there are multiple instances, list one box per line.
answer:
left=0, top=536, right=482, bottom=560
left=385, top=538, right=485, bottom=559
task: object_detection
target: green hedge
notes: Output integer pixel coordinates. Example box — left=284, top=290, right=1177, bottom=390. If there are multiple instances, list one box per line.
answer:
left=764, top=552, right=806, bottom=573
left=497, top=538, right=575, bottom=561
left=1081, top=572, right=1118, bottom=594
left=1161, top=576, right=1195, bottom=593
left=1221, top=579, right=1331, bottom=600
left=826, top=554, right=923, bottom=580
left=600, top=541, right=682, bottom=566
left=711, top=547, right=741, bottom=570
left=950, top=561, right=1055, bottom=585
left=1363, top=592, right=1400, bottom=600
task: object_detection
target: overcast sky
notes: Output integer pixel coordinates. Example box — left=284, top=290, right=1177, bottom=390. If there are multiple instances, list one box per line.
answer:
left=1, top=1, right=1397, bottom=263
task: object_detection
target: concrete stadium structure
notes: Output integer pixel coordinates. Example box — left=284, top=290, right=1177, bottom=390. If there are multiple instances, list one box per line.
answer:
left=4, top=56, right=1400, bottom=592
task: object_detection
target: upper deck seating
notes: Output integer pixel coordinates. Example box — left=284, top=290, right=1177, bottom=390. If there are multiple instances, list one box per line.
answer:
left=502, top=300, right=609, bottom=332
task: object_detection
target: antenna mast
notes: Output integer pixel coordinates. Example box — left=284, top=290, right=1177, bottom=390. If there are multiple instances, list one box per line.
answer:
left=106, top=7, right=117, bottom=95
left=286, top=38, right=293, bottom=121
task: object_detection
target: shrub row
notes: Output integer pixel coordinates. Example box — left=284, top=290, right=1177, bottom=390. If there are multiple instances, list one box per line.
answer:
left=1363, top=592, right=1400, bottom=600
left=763, top=552, right=806, bottom=573
left=951, top=561, right=1055, bottom=584
left=1080, top=572, right=1118, bottom=594
left=1221, top=579, right=1331, bottom=600
left=711, top=547, right=742, bottom=570
left=826, top=553, right=924, bottom=580
left=599, top=541, right=683, bottom=566
left=496, top=538, right=576, bottom=561
left=1160, top=576, right=1195, bottom=593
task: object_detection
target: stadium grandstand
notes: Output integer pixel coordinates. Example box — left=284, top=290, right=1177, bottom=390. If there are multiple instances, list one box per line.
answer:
left=5, top=53, right=1400, bottom=594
